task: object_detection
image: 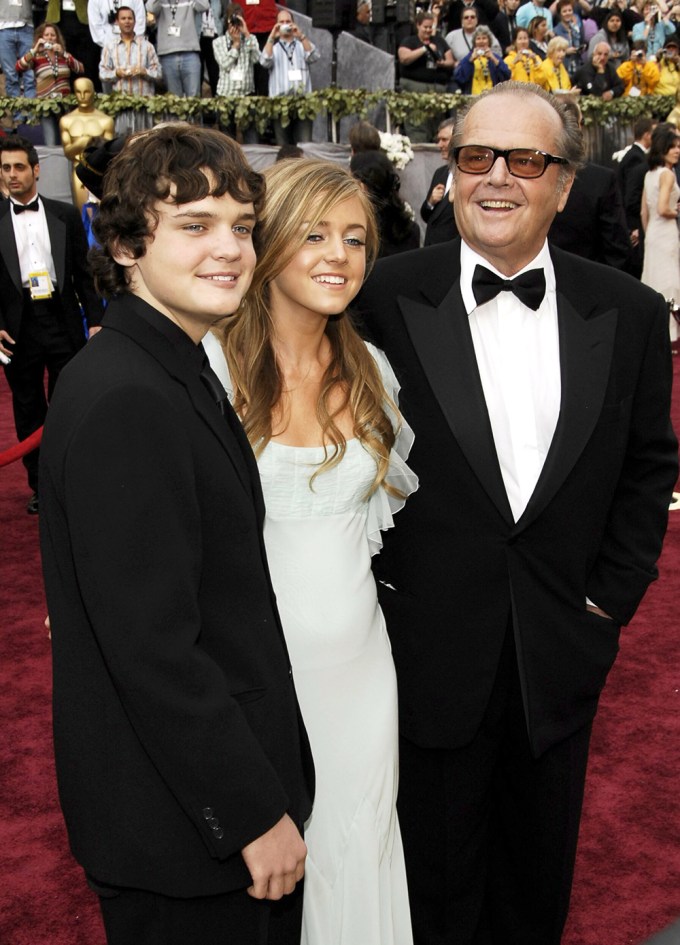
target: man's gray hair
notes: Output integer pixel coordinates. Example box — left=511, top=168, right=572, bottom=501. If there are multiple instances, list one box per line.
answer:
left=450, top=81, right=586, bottom=185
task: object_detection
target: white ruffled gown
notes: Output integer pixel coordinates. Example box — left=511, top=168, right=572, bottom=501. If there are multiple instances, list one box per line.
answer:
left=204, top=334, right=417, bottom=945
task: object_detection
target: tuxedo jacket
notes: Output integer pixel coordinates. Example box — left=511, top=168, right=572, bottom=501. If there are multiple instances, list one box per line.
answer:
left=40, top=297, right=314, bottom=897
left=356, top=240, right=677, bottom=757
left=548, top=162, right=631, bottom=271
left=618, top=145, right=647, bottom=230
left=0, top=196, right=102, bottom=346
left=420, top=165, right=459, bottom=247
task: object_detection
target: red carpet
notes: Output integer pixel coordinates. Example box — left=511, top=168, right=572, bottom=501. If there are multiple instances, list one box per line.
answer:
left=0, top=360, right=678, bottom=945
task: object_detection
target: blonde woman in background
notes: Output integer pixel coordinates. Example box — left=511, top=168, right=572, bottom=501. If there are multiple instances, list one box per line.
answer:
left=205, top=159, right=417, bottom=945
left=536, top=36, right=573, bottom=90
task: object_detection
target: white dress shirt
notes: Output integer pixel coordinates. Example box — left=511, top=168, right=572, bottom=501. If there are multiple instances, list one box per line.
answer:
left=460, top=239, right=561, bottom=523
left=9, top=196, right=57, bottom=289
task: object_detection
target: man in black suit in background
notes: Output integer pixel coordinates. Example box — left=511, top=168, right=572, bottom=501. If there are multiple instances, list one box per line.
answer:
left=0, top=135, right=102, bottom=514
left=421, top=118, right=459, bottom=246
left=617, top=116, right=655, bottom=278
left=357, top=82, right=677, bottom=945
left=40, top=126, right=313, bottom=945
left=547, top=160, right=631, bottom=269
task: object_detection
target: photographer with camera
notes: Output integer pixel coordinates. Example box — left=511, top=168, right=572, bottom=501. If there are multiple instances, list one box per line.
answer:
left=631, top=0, right=676, bottom=57
left=260, top=9, right=319, bottom=146
left=16, top=22, right=84, bottom=144
left=453, top=23, right=509, bottom=90
left=399, top=10, right=454, bottom=142
left=213, top=4, right=259, bottom=141
left=617, top=39, right=661, bottom=93
left=654, top=37, right=680, bottom=91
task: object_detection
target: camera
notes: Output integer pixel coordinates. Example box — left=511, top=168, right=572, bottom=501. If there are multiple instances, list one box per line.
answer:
left=229, top=13, right=241, bottom=25
left=43, top=41, right=54, bottom=49
left=280, top=22, right=293, bottom=33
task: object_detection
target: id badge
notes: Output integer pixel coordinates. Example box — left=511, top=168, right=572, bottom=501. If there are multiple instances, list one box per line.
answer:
left=62, top=0, right=76, bottom=9
left=9, top=0, right=23, bottom=7
left=231, top=69, right=243, bottom=82
left=167, top=24, right=181, bottom=36
left=288, top=68, right=302, bottom=82
left=29, top=270, right=53, bottom=300
left=246, top=0, right=259, bottom=5
left=628, top=85, right=641, bottom=97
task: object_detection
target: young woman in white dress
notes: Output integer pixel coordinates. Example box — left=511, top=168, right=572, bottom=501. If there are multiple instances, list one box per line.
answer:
left=641, top=123, right=680, bottom=345
left=205, top=158, right=417, bottom=945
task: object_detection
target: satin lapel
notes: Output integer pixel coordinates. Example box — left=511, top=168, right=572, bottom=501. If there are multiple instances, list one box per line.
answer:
left=399, top=282, right=514, bottom=524
left=45, top=207, right=66, bottom=291
left=515, top=290, right=617, bottom=531
left=0, top=205, right=23, bottom=294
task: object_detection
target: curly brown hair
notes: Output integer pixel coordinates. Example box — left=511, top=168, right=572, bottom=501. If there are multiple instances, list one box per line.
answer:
left=90, top=124, right=265, bottom=299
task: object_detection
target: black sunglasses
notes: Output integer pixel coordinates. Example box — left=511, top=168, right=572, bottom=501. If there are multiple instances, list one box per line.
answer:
left=452, top=145, right=569, bottom=179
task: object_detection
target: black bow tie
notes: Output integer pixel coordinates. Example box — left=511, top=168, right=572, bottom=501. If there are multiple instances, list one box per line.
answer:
left=472, top=264, right=546, bottom=312
left=13, top=199, right=40, bottom=214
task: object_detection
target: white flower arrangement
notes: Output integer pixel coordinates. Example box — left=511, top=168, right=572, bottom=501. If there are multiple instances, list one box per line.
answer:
left=379, top=131, right=414, bottom=170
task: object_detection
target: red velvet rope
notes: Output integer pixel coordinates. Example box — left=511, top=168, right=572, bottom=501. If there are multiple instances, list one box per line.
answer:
left=0, top=426, right=43, bottom=468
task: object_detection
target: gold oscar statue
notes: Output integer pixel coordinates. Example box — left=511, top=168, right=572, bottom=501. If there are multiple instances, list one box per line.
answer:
left=60, top=77, right=115, bottom=210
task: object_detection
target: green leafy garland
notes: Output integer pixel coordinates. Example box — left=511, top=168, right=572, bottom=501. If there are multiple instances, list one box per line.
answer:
left=2, top=90, right=676, bottom=130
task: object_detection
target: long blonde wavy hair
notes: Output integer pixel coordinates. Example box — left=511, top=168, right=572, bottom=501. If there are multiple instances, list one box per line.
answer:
left=221, top=158, right=402, bottom=497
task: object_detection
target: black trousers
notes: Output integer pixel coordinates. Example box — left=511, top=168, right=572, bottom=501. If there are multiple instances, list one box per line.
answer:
left=94, top=878, right=303, bottom=945
left=3, top=292, right=78, bottom=492
left=398, top=629, right=592, bottom=945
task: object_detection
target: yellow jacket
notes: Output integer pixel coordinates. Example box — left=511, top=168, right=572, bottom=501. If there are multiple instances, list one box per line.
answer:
left=617, top=59, right=660, bottom=95
left=535, top=58, right=572, bottom=91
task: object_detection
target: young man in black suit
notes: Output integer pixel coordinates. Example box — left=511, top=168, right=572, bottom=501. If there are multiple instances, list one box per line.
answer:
left=39, top=126, right=314, bottom=945
left=356, top=82, right=677, bottom=945
left=0, top=135, right=103, bottom=514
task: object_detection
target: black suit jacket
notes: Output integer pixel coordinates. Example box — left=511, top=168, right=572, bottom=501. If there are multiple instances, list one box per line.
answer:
left=0, top=196, right=102, bottom=346
left=356, top=240, right=677, bottom=757
left=420, top=165, right=459, bottom=246
left=40, top=297, right=314, bottom=897
left=548, top=163, right=631, bottom=270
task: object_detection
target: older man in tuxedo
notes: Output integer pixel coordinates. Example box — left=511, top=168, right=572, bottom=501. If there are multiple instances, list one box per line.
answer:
left=356, top=81, right=677, bottom=945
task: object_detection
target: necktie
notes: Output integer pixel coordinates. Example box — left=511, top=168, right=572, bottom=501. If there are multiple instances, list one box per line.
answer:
left=199, top=353, right=229, bottom=416
left=472, top=264, right=546, bottom=312
left=13, top=199, right=40, bottom=214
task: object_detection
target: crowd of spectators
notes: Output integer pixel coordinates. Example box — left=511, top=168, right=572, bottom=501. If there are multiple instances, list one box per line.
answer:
left=2, top=0, right=680, bottom=149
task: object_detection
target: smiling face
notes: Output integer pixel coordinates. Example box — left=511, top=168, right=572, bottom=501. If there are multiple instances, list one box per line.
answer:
left=551, top=45, right=566, bottom=63
left=451, top=93, right=574, bottom=276
left=268, top=196, right=368, bottom=327
left=116, top=184, right=257, bottom=342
